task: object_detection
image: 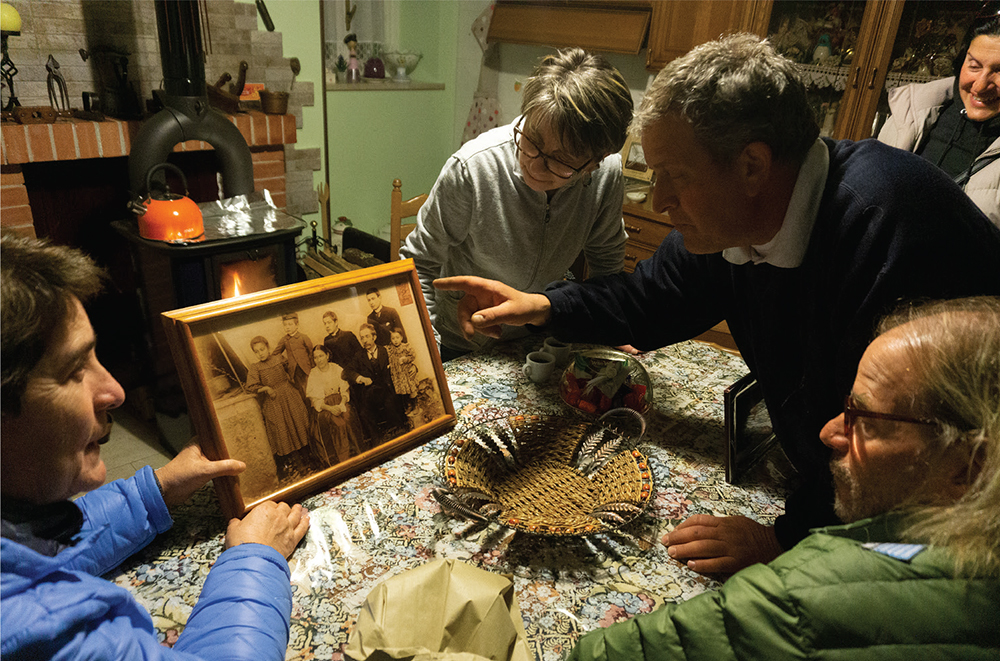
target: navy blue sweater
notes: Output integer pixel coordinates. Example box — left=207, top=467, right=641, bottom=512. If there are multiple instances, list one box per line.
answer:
left=547, top=138, right=1000, bottom=547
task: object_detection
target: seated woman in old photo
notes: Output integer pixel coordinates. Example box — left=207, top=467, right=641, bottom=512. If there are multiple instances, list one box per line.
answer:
left=306, top=344, right=363, bottom=465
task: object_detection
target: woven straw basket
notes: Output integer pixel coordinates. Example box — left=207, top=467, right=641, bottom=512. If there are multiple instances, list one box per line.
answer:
left=442, top=414, right=652, bottom=536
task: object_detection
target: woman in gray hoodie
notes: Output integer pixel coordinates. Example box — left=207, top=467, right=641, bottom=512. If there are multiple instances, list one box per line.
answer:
left=401, top=48, right=634, bottom=360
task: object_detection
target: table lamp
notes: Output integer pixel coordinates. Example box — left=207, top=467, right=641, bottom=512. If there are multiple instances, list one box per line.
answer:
left=1, top=1, right=21, bottom=111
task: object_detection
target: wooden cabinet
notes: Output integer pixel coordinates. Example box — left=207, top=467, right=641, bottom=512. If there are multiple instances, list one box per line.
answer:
left=621, top=199, right=670, bottom=273
left=646, top=1, right=980, bottom=141
left=646, top=1, right=770, bottom=71
left=759, top=1, right=979, bottom=141
left=488, top=1, right=651, bottom=55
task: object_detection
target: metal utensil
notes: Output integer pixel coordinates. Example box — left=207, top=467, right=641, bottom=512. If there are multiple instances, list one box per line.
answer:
left=45, top=54, right=70, bottom=114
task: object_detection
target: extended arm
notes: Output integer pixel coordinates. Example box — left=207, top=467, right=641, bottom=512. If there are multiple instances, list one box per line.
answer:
left=432, top=276, right=552, bottom=339
left=66, top=444, right=244, bottom=576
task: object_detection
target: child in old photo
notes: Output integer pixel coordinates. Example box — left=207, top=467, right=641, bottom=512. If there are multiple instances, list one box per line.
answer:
left=272, top=312, right=313, bottom=399
left=246, top=335, right=313, bottom=481
left=386, top=327, right=419, bottom=402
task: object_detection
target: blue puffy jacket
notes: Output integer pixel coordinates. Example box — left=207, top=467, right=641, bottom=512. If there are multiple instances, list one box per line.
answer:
left=1, top=466, right=294, bottom=660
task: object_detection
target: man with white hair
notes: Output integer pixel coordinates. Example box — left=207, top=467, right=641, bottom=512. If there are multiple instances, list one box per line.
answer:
left=569, top=296, right=1000, bottom=659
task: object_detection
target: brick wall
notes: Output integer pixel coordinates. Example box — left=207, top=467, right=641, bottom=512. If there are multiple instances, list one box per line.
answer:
left=0, top=168, right=34, bottom=237
left=2, top=0, right=319, bottom=218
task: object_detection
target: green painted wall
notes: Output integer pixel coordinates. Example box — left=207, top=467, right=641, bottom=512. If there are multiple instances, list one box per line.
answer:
left=241, top=0, right=463, bottom=237
left=326, top=1, right=459, bottom=237
left=240, top=0, right=326, bottom=228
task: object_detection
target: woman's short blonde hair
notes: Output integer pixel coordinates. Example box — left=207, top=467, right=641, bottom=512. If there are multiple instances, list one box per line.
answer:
left=520, top=47, right=633, bottom=162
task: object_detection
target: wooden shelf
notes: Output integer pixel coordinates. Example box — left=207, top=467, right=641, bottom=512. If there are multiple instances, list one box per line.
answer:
left=325, top=79, right=445, bottom=92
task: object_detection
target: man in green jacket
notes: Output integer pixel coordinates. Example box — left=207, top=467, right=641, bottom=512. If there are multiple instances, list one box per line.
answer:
left=569, top=296, right=1000, bottom=660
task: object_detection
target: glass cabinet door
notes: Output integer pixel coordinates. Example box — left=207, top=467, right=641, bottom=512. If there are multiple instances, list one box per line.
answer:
left=763, top=1, right=981, bottom=140
left=765, top=1, right=871, bottom=138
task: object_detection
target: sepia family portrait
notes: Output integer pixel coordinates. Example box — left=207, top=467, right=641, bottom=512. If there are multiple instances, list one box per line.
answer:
left=165, top=264, right=454, bottom=513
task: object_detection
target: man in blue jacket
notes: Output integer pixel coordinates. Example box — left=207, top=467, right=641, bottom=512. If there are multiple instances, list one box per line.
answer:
left=435, top=33, right=1000, bottom=574
left=0, top=233, right=311, bottom=660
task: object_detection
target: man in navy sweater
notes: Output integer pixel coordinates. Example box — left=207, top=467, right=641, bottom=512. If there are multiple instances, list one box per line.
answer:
left=435, top=34, right=1000, bottom=574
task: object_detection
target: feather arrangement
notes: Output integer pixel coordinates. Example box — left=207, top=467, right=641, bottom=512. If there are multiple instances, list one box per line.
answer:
left=469, top=421, right=520, bottom=471
left=432, top=487, right=503, bottom=522
left=572, top=408, right=646, bottom=477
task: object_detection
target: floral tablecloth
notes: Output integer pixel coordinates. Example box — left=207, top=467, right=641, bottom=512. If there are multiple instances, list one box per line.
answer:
left=111, top=335, right=791, bottom=660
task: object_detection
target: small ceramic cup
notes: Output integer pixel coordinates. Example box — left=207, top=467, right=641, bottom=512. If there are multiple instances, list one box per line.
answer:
left=522, top=351, right=555, bottom=383
left=543, top=337, right=571, bottom=367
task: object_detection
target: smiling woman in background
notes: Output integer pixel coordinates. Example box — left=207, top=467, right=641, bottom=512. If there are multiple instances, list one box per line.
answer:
left=877, top=5, right=1000, bottom=226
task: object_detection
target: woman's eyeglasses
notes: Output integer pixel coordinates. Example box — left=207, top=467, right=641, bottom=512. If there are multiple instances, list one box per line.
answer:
left=513, top=125, right=590, bottom=180
left=843, top=393, right=937, bottom=437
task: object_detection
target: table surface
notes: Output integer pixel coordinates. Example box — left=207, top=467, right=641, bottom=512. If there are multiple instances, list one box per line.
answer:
left=111, top=335, right=790, bottom=660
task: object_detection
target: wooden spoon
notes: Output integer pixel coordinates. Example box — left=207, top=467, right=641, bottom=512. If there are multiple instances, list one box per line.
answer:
left=317, top=181, right=331, bottom=252
left=289, top=57, right=301, bottom=93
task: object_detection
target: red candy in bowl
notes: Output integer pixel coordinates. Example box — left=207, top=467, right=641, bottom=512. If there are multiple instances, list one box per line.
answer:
left=559, top=349, right=652, bottom=416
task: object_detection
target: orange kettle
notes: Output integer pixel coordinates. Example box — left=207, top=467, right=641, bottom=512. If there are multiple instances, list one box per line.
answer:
left=136, top=162, right=205, bottom=242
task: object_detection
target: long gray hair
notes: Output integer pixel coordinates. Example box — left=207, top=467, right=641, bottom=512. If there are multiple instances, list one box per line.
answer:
left=878, top=296, right=1000, bottom=577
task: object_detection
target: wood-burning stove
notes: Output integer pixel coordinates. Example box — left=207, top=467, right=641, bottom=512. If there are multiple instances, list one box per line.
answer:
left=114, top=207, right=304, bottom=430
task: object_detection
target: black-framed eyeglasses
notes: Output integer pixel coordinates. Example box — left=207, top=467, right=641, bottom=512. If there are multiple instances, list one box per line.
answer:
left=513, top=124, right=591, bottom=180
left=843, top=393, right=937, bottom=437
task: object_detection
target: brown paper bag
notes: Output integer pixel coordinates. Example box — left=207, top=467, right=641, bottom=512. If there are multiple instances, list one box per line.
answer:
left=345, top=558, right=532, bottom=661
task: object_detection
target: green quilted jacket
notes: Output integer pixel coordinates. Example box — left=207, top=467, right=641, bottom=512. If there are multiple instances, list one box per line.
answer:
left=569, top=515, right=999, bottom=660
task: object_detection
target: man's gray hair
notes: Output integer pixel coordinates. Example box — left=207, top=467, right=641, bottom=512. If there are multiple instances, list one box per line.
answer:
left=633, top=33, right=819, bottom=164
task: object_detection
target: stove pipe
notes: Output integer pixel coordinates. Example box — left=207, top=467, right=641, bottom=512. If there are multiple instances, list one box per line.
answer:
left=128, top=0, right=254, bottom=204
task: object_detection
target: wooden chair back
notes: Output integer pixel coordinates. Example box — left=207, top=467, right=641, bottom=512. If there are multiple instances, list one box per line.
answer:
left=390, top=178, right=428, bottom=261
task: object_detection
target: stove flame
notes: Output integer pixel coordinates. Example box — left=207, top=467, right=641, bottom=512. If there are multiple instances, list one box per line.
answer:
left=220, top=255, right=278, bottom=300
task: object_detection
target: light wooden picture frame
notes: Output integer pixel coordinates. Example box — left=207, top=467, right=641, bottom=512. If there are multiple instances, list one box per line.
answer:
left=162, top=260, right=455, bottom=518
left=620, top=135, right=654, bottom=182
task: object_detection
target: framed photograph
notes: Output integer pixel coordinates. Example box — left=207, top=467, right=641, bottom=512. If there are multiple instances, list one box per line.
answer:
left=162, top=260, right=456, bottom=518
left=723, top=373, right=778, bottom=484
left=620, top=135, right=654, bottom=182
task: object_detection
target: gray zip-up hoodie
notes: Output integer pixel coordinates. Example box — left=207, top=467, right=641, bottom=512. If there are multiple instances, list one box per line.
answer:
left=401, top=118, right=628, bottom=353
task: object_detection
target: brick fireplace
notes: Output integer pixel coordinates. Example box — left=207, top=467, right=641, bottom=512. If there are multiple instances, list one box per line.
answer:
left=0, top=0, right=322, bottom=432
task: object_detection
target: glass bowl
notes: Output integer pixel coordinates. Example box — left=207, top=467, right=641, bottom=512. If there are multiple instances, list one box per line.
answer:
left=383, top=50, right=422, bottom=80
left=559, top=348, right=653, bottom=416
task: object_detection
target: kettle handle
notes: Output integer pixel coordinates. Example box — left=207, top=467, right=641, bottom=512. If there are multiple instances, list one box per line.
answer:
left=145, top=162, right=190, bottom=198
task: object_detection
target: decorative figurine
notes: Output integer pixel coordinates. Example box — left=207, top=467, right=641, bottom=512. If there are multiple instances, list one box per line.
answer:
left=343, top=33, right=362, bottom=84
left=812, top=34, right=832, bottom=65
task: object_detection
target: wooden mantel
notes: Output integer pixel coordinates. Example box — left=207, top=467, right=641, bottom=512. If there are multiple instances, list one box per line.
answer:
left=1, top=111, right=296, bottom=165
left=1, top=111, right=297, bottom=238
